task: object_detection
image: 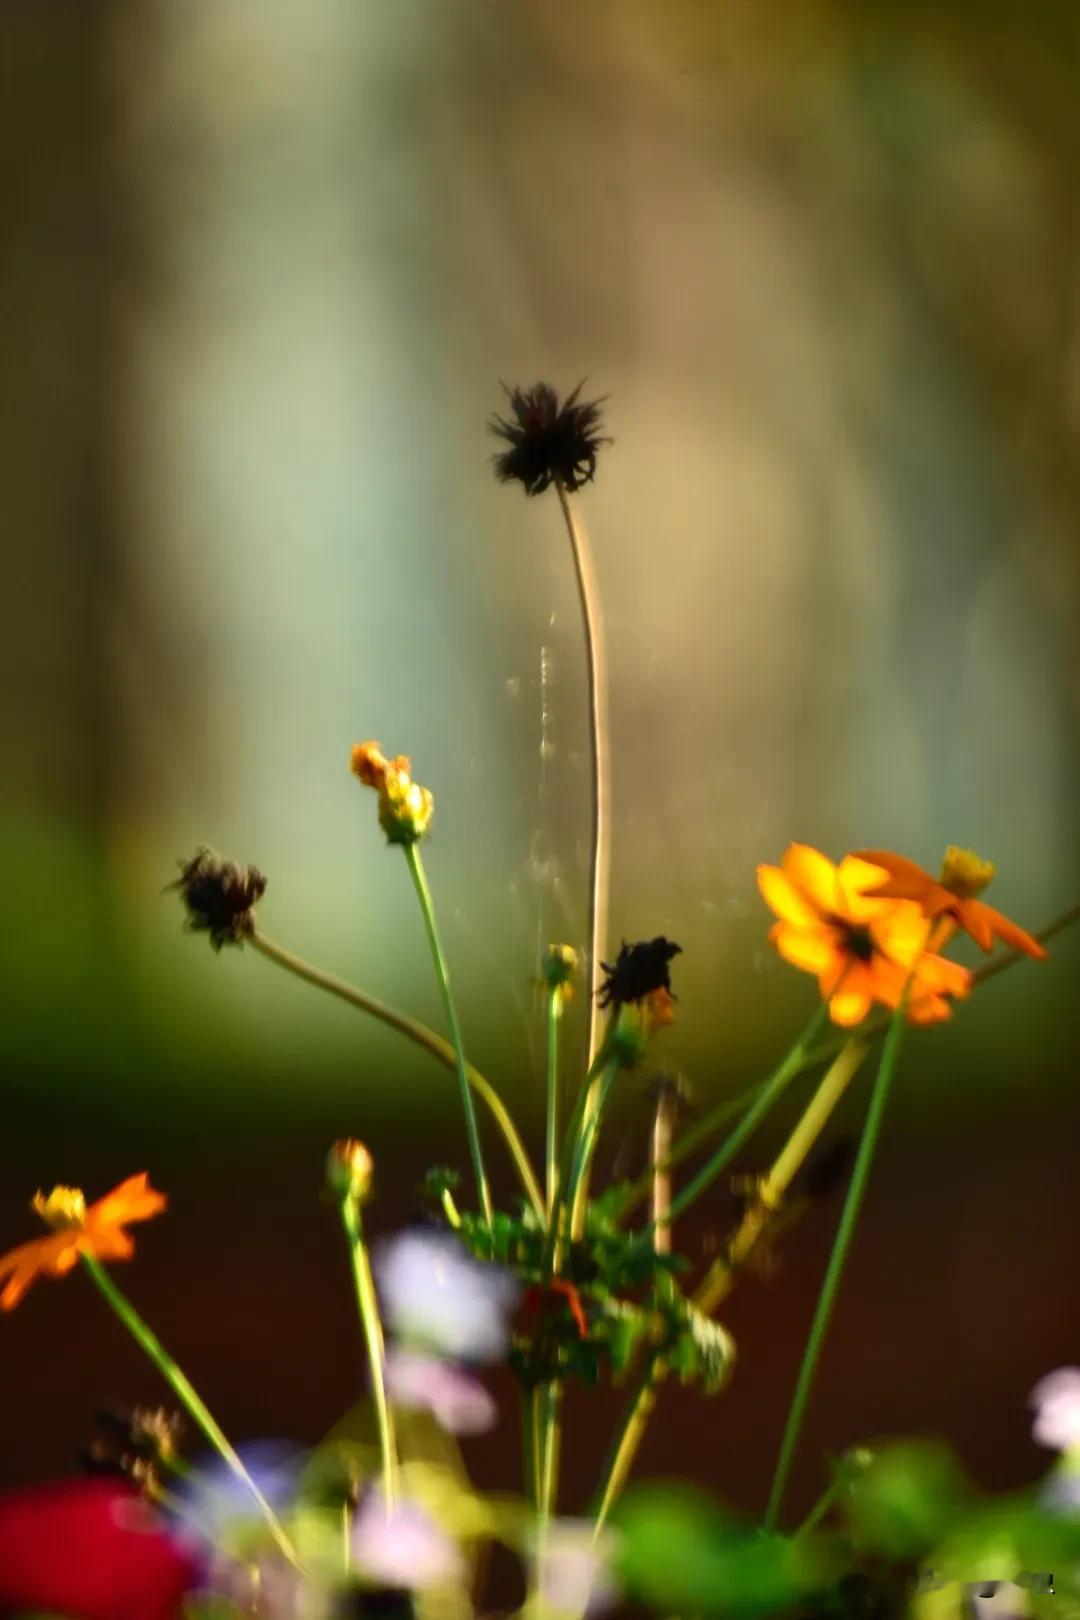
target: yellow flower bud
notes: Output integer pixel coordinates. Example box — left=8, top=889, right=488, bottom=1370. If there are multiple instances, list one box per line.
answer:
left=939, top=846, right=995, bottom=899
left=32, top=1186, right=87, bottom=1230
left=326, top=1139, right=374, bottom=1205
left=542, top=943, right=579, bottom=1002
left=351, top=740, right=434, bottom=845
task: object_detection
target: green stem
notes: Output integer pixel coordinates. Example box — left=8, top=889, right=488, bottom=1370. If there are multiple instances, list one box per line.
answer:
left=249, top=930, right=541, bottom=1216
left=649, top=1003, right=831, bottom=1234
left=763, top=1003, right=909, bottom=1531
left=523, top=1386, right=540, bottom=1507
left=340, top=1199, right=397, bottom=1508
left=80, top=1254, right=299, bottom=1568
left=568, top=1058, right=619, bottom=1241
left=403, top=842, right=493, bottom=1228
left=794, top=1478, right=841, bottom=1539
left=614, top=1080, right=774, bottom=1220
left=592, top=1348, right=668, bottom=1538
left=546, top=990, right=562, bottom=1219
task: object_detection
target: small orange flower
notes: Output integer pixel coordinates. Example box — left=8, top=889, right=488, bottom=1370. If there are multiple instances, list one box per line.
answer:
left=350, top=739, right=434, bottom=845
left=855, top=848, right=1047, bottom=960
left=758, top=845, right=972, bottom=1027
left=0, top=1174, right=166, bottom=1311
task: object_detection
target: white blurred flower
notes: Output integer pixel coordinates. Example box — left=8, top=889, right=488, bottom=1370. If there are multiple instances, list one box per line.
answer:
left=352, top=1489, right=463, bottom=1590
left=383, top=1347, right=497, bottom=1434
left=530, top=1519, right=620, bottom=1618
left=373, top=1227, right=518, bottom=1363
left=1030, top=1368, right=1080, bottom=1451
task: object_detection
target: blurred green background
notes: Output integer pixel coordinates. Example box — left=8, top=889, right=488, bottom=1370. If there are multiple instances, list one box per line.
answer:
left=1, top=0, right=1077, bottom=1521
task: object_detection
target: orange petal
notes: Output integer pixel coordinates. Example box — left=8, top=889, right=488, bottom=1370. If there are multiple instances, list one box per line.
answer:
left=757, top=865, right=820, bottom=927
left=781, top=845, right=842, bottom=915
left=852, top=850, right=936, bottom=899
left=89, top=1173, right=167, bottom=1230
left=906, top=993, right=954, bottom=1025
left=770, top=922, right=837, bottom=975
left=829, top=987, right=872, bottom=1026
left=966, top=901, right=1047, bottom=960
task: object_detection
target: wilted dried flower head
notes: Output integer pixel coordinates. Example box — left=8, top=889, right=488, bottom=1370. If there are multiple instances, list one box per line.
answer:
left=489, top=382, right=609, bottom=496
left=350, top=741, right=434, bottom=846
left=173, top=848, right=266, bottom=950
left=598, top=938, right=682, bottom=1010
left=80, top=1405, right=184, bottom=1495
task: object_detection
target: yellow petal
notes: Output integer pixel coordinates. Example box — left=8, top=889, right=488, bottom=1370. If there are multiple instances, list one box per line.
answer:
left=757, top=865, right=820, bottom=926
left=770, top=922, right=837, bottom=975
left=781, top=845, right=841, bottom=914
left=829, top=987, right=872, bottom=1026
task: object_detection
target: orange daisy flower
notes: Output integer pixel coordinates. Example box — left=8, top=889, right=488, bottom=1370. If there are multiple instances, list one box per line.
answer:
left=758, top=844, right=972, bottom=1027
left=0, top=1174, right=166, bottom=1311
left=855, top=847, right=1047, bottom=960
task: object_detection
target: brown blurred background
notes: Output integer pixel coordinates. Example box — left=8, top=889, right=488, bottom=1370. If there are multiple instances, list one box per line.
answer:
left=1, top=0, right=1078, bottom=1523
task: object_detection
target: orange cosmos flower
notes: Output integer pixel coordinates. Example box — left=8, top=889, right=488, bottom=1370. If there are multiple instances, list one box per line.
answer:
left=0, top=1174, right=166, bottom=1311
left=854, top=847, right=1047, bottom=959
left=758, top=844, right=972, bottom=1027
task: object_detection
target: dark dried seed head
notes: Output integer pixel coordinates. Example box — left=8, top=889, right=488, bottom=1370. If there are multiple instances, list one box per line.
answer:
left=598, top=937, right=682, bottom=1009
left=172, top=847, right=266, bottom=950
left=489, top=381, right=610, bottom=496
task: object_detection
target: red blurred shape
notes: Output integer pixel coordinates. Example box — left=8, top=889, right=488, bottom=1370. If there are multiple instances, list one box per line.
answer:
left=0, top=1478, right=198, bottom=1620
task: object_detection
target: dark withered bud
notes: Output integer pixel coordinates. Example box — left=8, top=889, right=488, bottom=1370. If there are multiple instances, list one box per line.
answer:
left=489, top=381, right=610, bottom=496
left=795, top=1135, right=856, bottom=1202
left=79, top=1405, right=183, bottom=1495
left=172, top=847, right=266, bottom=949
left=598, top=937, right=682, bottom=1010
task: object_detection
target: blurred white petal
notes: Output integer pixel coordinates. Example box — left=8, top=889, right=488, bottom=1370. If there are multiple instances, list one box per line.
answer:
left=384, top=1347, right=497, bottom=1434
left=1030, top=1367, right=1080, bottom=1451
left=352, top=1489, right=463, bottom=1590
left=373, top=1228, right=518, bottom=1363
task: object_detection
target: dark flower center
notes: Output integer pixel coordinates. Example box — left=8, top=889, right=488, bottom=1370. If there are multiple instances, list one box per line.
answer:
left=840, top=923, right=875, bottom=963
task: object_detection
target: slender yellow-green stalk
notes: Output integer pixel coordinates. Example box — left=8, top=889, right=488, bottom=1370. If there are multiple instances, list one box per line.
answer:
left=397, top=845, right=492, bottom=1226
left=614, top=1080, right=771, bottom=1220
left=591, top=1035, right=868, bottom=1535
left=763, top=1006, right=909, bottom=1530
left=249, top=930, right=542, bottom=1215
left=554, top=477, right=610, bottom=1071
left=695, top=1038, right=869, bottom=1314
left=546, top=987, right=563, bottom=1219
left=80, top=1255, right=299, bottom=1568
left=643, top=1001, right=831, bottom=1236
left=339, top=1197, right=397, bottom=1509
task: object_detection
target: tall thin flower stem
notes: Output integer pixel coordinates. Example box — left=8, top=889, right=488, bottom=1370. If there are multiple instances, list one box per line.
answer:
left=80, top=1255, right=299, bottom=1569
left=763, top=1005, right=910, bottom=1531
left=568, top=1057, right=620, bottom=1242
left=591, top=1036, right=868, bottom=1536
left=643, top=1002, right=831, bottom=1236
left=694, top=1037, right=869, bottom=1314
left=398, top=844, right=492, bottom=1227
left=249, top=930, right=541, bottom=1216
left=554, top=477, right=610, bottom=1072
left=650, top=1080, right=680, bottom=1255
left=546, top=988, right=563, bottom=1219
left=614, top=1079, right=773, bottom=1220
left=340, top=1198, right=397, bottom=1509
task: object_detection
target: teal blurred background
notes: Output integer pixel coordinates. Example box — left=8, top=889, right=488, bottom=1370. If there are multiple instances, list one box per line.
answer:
left=1, top=0, right=1077, bottom=1518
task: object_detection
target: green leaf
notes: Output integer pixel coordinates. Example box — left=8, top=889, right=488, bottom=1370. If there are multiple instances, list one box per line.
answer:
left=616, top=1484, right=826, bottom=1615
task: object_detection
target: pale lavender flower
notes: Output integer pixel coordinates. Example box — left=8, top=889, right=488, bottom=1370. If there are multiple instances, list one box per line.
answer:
left=170, top=1442, right=302, bottom=1555
left=352, top=1489, right=463, bottom=1590
left=1030, top=1368, right=1080, bottom=1451
left=531, top=1519, right=620, bottom=1618
left=383, top=1346, right=497, bottom=1434
left=373, top=1227, right=518, bottom=1363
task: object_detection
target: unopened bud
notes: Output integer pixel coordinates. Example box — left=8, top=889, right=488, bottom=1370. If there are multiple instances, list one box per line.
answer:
left=327, top=1139, right=374, bottom=1205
